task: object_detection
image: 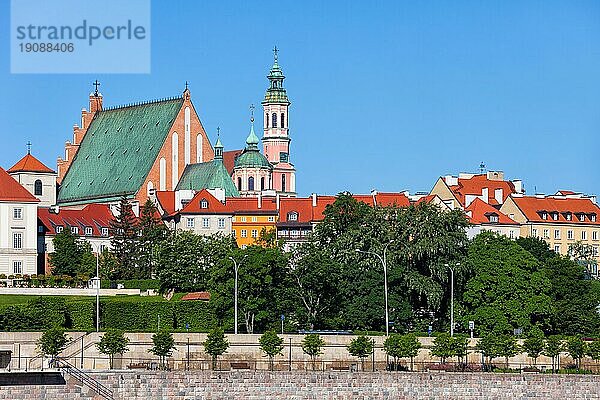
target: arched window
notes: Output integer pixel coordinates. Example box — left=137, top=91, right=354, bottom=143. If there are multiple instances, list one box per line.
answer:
left=248, top=176, right=255, bottom=191
left=159, top=157, right=166, bottom=190
left=272, top=113, right=278, bottom=128
left=147, top=181, right=154, bottom=196
left=281, top=113, right=285, bottom=128
left=196, top=134, right=203, bottom=163
left=34, top=179, right=43, bottom=196
left=172, top=132, right=179, bottom=189
left=238, top=177, right=242, bottom=190
left=261, top=177, right=265, bottom=191
left=200, top=199, right=208, bottom=209
left=266, top=113, right=269, bottom=128
left=184, top=107, right=191, bottom=165
left=281, top=174, right=286, bottom=192
left=287, top=211, right=298, bottom=222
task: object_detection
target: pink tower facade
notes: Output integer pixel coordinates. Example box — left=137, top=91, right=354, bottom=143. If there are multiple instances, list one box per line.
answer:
left=262, top=47, right=296, bottom=196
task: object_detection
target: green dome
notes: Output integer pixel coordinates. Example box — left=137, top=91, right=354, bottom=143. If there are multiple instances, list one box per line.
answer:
left=234, top=150, right=272, bottom=170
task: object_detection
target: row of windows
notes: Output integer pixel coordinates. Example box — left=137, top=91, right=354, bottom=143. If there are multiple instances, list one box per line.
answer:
left=233, top=229, right=259, bottom=238
left=186, top=217, right=226, bottom=229
left=54, top=226, right=109, bottom=236
left=540, top=211, right=597, bottom=222
left=532, top=228, right=598, bottom=241
left=266, top=112, right=286, bottom=129
left=237, top=176, right=268, bottom=192
left=232, top=216, right=276, bottom=223
left=552, top=244, right=600, bottom=257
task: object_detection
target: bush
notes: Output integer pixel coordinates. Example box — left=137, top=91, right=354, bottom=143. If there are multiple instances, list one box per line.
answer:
left=101, top=279, right=160, bottom=291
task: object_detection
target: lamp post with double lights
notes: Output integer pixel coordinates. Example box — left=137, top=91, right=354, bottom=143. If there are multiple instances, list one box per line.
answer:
left=444, top=262, right=460, bottom=337
left=228, top=255, right=246, bottom=335
left=355, top=240, right=394, bottom=336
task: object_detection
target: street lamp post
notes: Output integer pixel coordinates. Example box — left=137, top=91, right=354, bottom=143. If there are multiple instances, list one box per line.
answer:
left=445, top=262, right=460, bottom=337
left=92, top=243, right=101, bottom=333
left=356, top=240, right=394, bottom=336
left=229, top=256, right=245, bottom=335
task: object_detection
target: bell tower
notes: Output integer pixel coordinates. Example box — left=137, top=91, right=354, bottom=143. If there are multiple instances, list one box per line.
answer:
left=262, top=47, right=296, bottom=196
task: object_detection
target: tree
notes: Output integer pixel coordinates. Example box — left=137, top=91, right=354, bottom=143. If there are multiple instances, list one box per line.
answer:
left=476, top=333, right=500, bottom=369
left=463, top=232, right=553, bottom=335
left=384, top=334, right=421, bottom=371
left=259, top=330, right=284, bottom=371
left=586, top=340, right=600, bottom=367
left=49, top=229, right=95, bottom=276
left=451, top=335, right=469, bottom=365
left=430, top=333, right=454, bottom=364
left=148, top=330, right=176, bottom=370
left=110, top=197, right=139, bottom=279
left=97, top=329, right=130, bottom=369
left=37, top=326, right=68, bottom=363
left=543, top=335, right=563, bottom=372
left=347, top=334, right=373, bottom=371
left=137, top=199, right=167, bottom=279
left=202, top=327, right=229, bottom=370
left=522, top=328, right=545, bottom=366
left=565, top=336, right=586, bottom=370
left=301, top=333, right=325, bottom=370
left=496, top=335, right=520, bottom=369
left=516, top=236, right=557, bottom=263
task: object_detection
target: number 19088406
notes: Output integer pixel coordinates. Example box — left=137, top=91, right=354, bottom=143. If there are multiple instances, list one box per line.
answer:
left=19, top=43, right=74, bottom=52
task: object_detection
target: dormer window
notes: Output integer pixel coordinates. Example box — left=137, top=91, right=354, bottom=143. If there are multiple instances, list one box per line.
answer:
left=101, top=227, right=109, bottom=236
left=200, top=199, right=208, bottom=209
left=592, top=215, right=597, bottom=222
left=56, top=226, right=63, bottom=233
left=85, top=227, right=93, bottom=236
left=565, top=213, right=572, bottom=221
left=541, top=212, right=548, bottom=220
left=551, top=212, right=558, bottom=221
left=71, top=226, right=79, bottom=235
left=485, top=212, right=499, bottom=223
left=579, top=214, right=585, bottom=222
left=287, top=211, right=298, bottom=222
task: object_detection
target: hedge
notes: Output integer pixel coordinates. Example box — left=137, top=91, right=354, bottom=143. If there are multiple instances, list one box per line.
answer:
left=0, top=296, right=215, bottom=332
left=100, top=279, right=160, bottom=291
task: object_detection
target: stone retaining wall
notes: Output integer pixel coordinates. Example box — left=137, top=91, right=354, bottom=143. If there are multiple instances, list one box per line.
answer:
left=1, top=371, right=599, bottom=399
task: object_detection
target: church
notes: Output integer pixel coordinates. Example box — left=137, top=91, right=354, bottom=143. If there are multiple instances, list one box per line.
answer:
left=56, top=48, right=297, bottom=212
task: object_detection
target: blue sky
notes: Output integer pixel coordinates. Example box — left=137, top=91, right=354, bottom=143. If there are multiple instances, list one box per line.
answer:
left=1, top=1, right=599, bottom=196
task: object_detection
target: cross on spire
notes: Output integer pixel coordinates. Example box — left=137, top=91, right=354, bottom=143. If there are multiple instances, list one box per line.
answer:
left=216, top=126, right=220, bottom=136
left=273, top=46, right=279, bottom=63
left=26, top=141, right=32, bottom=155
left=249, top=103, right=255, bottom=122
left=93, top=80, right=100, bottom=96
left=185, top=81, right=189, bottom=90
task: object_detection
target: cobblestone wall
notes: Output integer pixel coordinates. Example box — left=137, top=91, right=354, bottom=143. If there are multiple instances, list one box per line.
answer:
left=1, top=371, right=600, bottom=399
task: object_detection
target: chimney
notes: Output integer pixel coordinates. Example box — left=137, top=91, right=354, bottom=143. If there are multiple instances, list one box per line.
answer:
left=481, top=187, right=489, bottom=203
left=258, top=193, right=262, bottom=209
left=276, top=193, right=280, bottom=210
left=512, top=180, right=523, bottom=194
left=311, top=193, right=317, bottom=207
left=371, top=189, right=378, bottom=206
left=494, top=188, right=503, bottom=204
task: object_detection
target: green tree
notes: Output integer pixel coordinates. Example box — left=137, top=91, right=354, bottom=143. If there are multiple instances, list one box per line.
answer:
left=496, top=334, right=520, bottom=369
left=565, top=336, right=586, bottom=370
left=49, top=229, right=96, bottom=277
left=259, top=330, right=284, bottom=371
left=148, top=330, right=176, bottom=370
left=97, top=329, right=130, bottom=369
left=430, top=333, right=454, bottom=363
left=37, top=326, right=68, bottom=362
left=451, top=335, right=469, bottom=364
left=110, top=197, right=139, bottom=279
left=301, top=333, right=325, bottom=370
left=516, top=236, right=557, bottom=263
left=137, top=199, right=167, bottom=279
left=586, top=340, right=600, bottom=366
left=522, top=327, right=545, bottom=366
left=476, top=333, right=500, bottom=368
left=202, top=327, right=229, bottom=370
left=543, top=335, right=563, bottom=372
left=463, top=232, right=553, bottom=335
left=347, top=334, right=373, bottom=371
left=384, top=333, right=421, bottom=371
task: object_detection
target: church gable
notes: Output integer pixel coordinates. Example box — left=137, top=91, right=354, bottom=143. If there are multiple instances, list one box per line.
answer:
left=57, top=97, right=184, bottom=205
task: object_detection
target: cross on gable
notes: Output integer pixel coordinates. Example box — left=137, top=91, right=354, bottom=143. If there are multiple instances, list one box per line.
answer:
left=26, top=141, right=32, bottom=154
left=93, top=80, right=100, bottom=95
left=273, top=46, right=278, bottom=62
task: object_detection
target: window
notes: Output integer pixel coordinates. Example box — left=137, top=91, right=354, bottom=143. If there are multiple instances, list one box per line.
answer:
left=34, top=179, right=43, bottom=196
left=554, top=245, right=561, bottom=253
left=85, top=227, right=93, bottom=236
left=241, top=229, right=247, bottom=238
left=582, top=231, right=587, bottom=240
left=13, top=261, right=22, bottom=275
left=509, top=230, right=514, bottom=239
left=532, top=228, right=538, bottom=237
left=489, top=214, right=498, bottom=223
left=287, top=211, right=298, bottom=222
left=187, top=218, right=195, bottom=228
left=232, top=230, right=236, bottom=238
left=281, top=113, right=285, bottom=128
left=38, top=225, right=44, bottom=233
left=291, top=230, right=299, bottom=237
left=252, top=216, right=257, bottom=222
left=100, top=244, right=107, bottom=253
left=567, top=230, right=574, bottom=240
left=13, top=208, right=23, bottom=220
left=592, top=215, right=597, bottom=222
left=268, top=216, right=275, bottom=222
left=13, top=233, right=23, bottom=249
left=266, top=113, right=269, bottom=128
left=241, top=217, right=247, bottom=222
left=593, top=231, right=598, bottom=241
left=280, top=152, right=289, bottom=163
left=593, top=245, right=599, bottom=257
left=261, top=177, right=265, bottom=191
left=566, top=213, right=572, bottom=221
left=552, top=212, right=558, bottom=221
left=202, top=218, right=209, bottom=228
left=541, top=212, right=547, bottom=220
left=238, top=177, right=242, bottom=191
left=251, top=229, right=258, bottom=238
left=543, top=229, right=549, bottom=239
left=554, top=230, right=560, bottom=240
left=218, top=218, right=225, bottom=229
left=241, top=244, right=247, bottom=249
left=282, top=174, right=286, bottom=192
left=579, top=214, right=586, bottom=222
left=272, top=113, right=278, bottom=128
left=248, top=177, right=254, bottom=191
left=101, top=227, right=109, bottom=236
left=56, top=226, right=64, bottom=233
left=71, top=226, right=79, bottom=235
left=201, top=199, right=208, bottom=209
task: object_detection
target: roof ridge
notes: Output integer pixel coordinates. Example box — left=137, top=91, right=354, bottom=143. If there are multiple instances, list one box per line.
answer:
left=101, top=95, right=183, bottom=112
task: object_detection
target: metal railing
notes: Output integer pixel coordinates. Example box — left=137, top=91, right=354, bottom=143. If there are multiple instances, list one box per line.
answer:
left=54, top=357, right=114, bottom=400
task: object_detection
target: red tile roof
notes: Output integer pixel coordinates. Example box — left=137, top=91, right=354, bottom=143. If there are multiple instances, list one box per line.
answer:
left=511, top=196, right=600, bottom=225
left=0, top=167, right=40, bottom=203
left=155, top=191, right=176, bottom=216
left=8, top=153, right=55, bottom=174
left=223, top=150, right=243, bottom=175
left=38, top=204, right=114, bottom=235
left=224, top=196, right=278, bottom=214
left=450, top=174, right=516, bottom=206
left=465, top=198, right=518, bottom=225
left=180, top=189, right=231, bottom=214
left=180, top=291, right=211, bottom=301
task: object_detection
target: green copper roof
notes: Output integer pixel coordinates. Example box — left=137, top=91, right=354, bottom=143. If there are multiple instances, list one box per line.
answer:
left=58, top=97, right=184, bottom=205
left=245, top=121, right=260, bottom=148
left=263, top=50, right=290, bottom=105
left=234, top=150, right=272, bottom=170
left=176, top=160, right=240, bottom=197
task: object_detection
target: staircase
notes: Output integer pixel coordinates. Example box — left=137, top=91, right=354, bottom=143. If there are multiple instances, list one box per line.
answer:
left=54, top=358, right=114, bottom=400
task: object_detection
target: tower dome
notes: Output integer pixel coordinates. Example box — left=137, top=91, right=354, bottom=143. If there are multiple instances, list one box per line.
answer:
left=234, top=118, right=272, bottom=170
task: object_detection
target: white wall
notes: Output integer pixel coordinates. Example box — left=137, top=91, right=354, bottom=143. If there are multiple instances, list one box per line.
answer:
left=0, top=201, right=38, bottom=276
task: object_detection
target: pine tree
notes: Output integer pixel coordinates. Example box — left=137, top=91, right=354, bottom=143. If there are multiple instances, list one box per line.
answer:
left=110, top=197, right=139, bottom=279
left=137, top=199, right=167, bottom=279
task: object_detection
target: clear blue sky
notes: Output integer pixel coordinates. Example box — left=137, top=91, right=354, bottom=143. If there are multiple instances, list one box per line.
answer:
left=1, top=1, right=599, bottom=197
